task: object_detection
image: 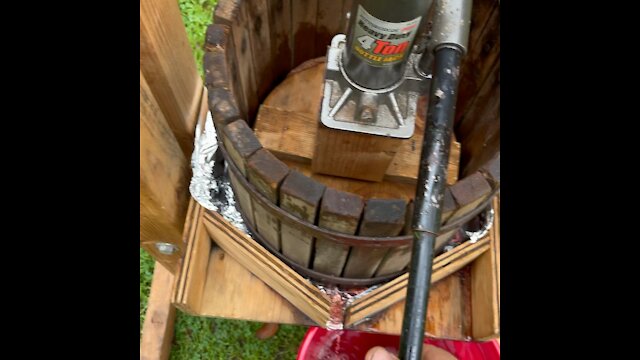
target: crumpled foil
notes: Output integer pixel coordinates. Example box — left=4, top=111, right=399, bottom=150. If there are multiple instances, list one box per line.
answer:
left=189, top=112, right=248, bottom=233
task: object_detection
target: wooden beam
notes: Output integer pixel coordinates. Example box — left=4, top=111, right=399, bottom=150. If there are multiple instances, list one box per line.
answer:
left=140, top=262, right=177, bottom=360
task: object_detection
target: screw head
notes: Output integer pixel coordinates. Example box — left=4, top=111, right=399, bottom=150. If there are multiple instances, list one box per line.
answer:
left=155, top=242, right=178, bottom=255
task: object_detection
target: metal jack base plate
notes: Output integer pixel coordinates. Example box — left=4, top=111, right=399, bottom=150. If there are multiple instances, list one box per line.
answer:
left=320, top=34, right=426, bottom=139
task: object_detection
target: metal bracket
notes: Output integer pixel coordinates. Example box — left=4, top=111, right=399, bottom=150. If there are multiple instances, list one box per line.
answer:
left=320, top=34, right=429, bottom=139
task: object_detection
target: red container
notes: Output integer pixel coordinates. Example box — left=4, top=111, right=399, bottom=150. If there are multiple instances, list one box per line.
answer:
left=297, top=327, right=500, bottom=360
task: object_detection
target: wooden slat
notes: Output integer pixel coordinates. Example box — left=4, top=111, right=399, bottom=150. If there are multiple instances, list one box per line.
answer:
left=222, top=119, right=263, bottom=176
left=140, top=262, right=176, bottom=360
left=291, top=0, right=319, bottom=67
left=266, top=0, right=293, bottom=84
left=279, top=171, right=326, bottom=268
left=247, top=149, right=290, bottom=250
left=448, top=172, right=493, bottom=222
left=343, top=199, right=407, bottom=278
left=140, top=0, right=201, bottom=157
left=254, top=61, right=461, bottom=185
left=215, top=0, right=260, bottom=124
left=205, top=24, right=248, bottom=121
left=314, top=0, right=345, bottom=57
left=246, top=0, right=274, bottom=102
left=313, top=188, right=364, bottom=276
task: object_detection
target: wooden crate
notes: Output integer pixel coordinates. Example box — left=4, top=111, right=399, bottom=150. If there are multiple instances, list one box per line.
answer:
left=171, top=196, right=499, bottom=340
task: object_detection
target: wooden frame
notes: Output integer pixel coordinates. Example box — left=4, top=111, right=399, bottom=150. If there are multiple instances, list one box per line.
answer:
left=172, top=196, right=500, bottom=339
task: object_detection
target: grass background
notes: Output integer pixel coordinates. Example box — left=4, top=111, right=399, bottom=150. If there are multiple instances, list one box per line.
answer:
left=140, top=0, right=309, bottom=358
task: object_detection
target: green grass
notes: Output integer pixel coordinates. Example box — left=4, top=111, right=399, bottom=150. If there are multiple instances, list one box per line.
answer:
left=141, top=0, right=309, bottom=357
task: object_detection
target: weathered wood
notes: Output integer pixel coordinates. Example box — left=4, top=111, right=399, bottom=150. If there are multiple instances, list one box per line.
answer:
left=140, top=262, right=176, bottom=360
left=315, top=0, right=345, bottom=57
left=254, top=61, right=461, bottom=185
left=358, top=198, right=407, bottom=237
left=480, top=152, right=500, bottom=184
left=140, top=70, right=193, bottom=273
left=313, top=124, right=403, bottom=182
left=140, top=0, right=201, bottom=157
left=448, top=172, right=492, bottom=222
left=342, top=198, right=407, bottom=278
left=291, top=0, right=318, bottom=67
left=441, top=187, right=458, bottom=223
left=267, top=0, right=293, bottom=84
left=279, top=171, right=326, bottom=267
left=246, top=0, right=274, bottom=101
left=222, top=119, right=263, bottom=176
left=205, top=24, right=249, bottom=121
left=375, top=245, right=411, bottom=277
left=208, top=87, right=242, bottom=133
left=229, top=169, right=256, bottom=227
left=313, top=188, right=364, bottom=276
left=247, top=149, right=290, bottom=250
left=203, top=211, right=332, bottom=325
left=215, top=0, right=260, bottom=124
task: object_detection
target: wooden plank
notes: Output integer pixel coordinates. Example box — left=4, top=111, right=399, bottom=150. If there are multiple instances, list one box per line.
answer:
left=255, top=61, right=460, bottom=185
left=208, top=87, right=242, bottom=134
left=314, top=0, right=345, bottom=57
left=205, top=24, right=248, bottom=121
left=172, top=199, right=202, bottom=314
left=229, top=169, right=255, bottom=227
left=448, top=172, right=493, bottom=222
left=342, top=199, right=407, bottom=278
left=279, top=171, right=326, bottom=267
left=247, top=149, right=290, bottom=250
left=140, top=0, right=201, bottom=157
left=267, top=0, right=293, bottom=84
left=203, top=211, right=332, bottom=325
left=215, top=0, right=260, bottom=124
left=313, top=188, right=364, bottom=276
left=246, top=0, right=274, bottom=101
left=471, top=238, right=499, bottom=339
left=222, top=119, right=263, bottom=176
left=199, top=246, right=315, bottom=325
left=140, top=262, right=177, bottom=360
left=178, top=207, right=211, bottom=314
left=455, top=1, right=500, bottom=127
left=291, top=0, right=319, bottom=67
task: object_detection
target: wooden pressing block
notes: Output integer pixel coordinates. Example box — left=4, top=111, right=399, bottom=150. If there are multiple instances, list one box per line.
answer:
left=343, top=198, right=407, bottom=278
left=279, top=170, right=326, bottom=267
left=448, top=172, right=492, bottom=223
left=312, top=124, right=404, bottom=182
left=313, top=188, right=364, bottom=277
left=246, top=148, right=290, bottom=251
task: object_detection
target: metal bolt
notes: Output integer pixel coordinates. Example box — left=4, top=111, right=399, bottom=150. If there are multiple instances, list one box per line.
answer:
left=155, top=242, right=178, bottom=255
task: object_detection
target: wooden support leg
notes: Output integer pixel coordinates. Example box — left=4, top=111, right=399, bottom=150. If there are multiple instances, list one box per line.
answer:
left=140, top=262, right=177, bottom=360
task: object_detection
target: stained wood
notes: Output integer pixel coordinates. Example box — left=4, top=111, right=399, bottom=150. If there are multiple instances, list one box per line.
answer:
left=205, top=24, right=249, bottom=120
left=229, top=169, right=256, bottom=227
left=215, top=0, right=259, bottom=123
left=140, top=262, right=176, bottom=360
left=140, top=0, right=201, bottom=157
left=247, top=149, right=290, bottom=250
left=266, top=0, right=293, bottom=84
left=315, top=0, right=345, bottom=57
left=246, top=0, right=274, bottom=101
left=313, top=188, right=363, bottom=276
left=254, top=61, right=461, bottom=185
left=291, top=0, right=318, bottom=67
left=279, top=171, right=326, bottom=267
left=222, top=119, right=263, bottom=176
left=448, top=172, right=492, bottom=222
left=208, top=87, right=242, bottom=133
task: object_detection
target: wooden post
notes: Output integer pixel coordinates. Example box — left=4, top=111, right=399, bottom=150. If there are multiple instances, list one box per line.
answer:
left=140, top=262, right=177, bottom=360
left=313, top=188, right=364, bottom=276
left=279, top=171, right=326, bottom=267
left=140, top=0, right=202, bottom=158
left=247, top=149, right=290, bottom=250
